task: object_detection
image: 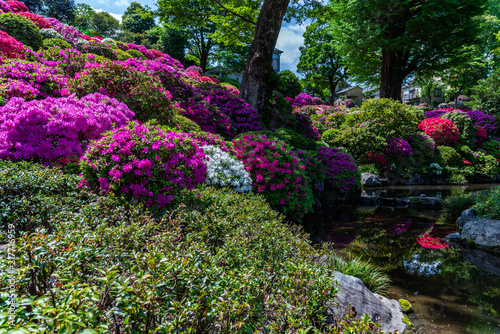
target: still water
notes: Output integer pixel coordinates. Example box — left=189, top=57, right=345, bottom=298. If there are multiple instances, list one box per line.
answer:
left=305, top=184, right=500, bottom=334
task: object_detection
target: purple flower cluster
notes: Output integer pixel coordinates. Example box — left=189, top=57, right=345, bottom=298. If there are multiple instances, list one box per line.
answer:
left=0, top=0, right=12, bottom=13
left=293, top=113, right=320, bottom=139
left=384, top=137, right=413, bottom=157
left=408, top=132, right=435, bottom=153
left=314, top=147, right=361, bottom=194
left=424, top=109, right=449, bottom=118
left=0, top=93, right=134, bottom=163
left=81, top=122, right=206, bottom=207
left=186, top=131, right=237, bottom=156
left=466, top=109, right=498, bottom=135
left=46, top=17, right=83, bottom=46
left=292, top=93, right=313, bottom=108
left=0, top=60, right=69, bottom=100
left=233, top=134, right=313, bottom=219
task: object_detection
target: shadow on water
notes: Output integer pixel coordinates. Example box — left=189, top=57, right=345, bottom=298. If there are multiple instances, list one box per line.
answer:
left=303, top=184, right=500, bottom=334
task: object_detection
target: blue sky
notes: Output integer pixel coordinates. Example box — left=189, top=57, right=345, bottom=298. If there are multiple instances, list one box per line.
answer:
left=78, top=0, right=306, bottom=74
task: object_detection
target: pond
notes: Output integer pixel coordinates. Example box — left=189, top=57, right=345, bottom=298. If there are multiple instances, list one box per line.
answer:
left=305, top=184, right=500, bottom=334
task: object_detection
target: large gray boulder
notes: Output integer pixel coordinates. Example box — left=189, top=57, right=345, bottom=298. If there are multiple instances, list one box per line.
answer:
left=457, top=208, right=476, bottom=228
left=327, top=272, right=406, bottom=333
left=361, top=173, right=382, bottom=187
left=461, top=218, right=500, bottom=248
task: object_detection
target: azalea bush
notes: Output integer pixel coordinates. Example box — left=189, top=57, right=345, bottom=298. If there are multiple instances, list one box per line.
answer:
left=42, top=37, right=71, bottom=49
left=0, top=93, right=134, bottom=163
left=70, top=61, right=175, bottom=124
left=39, top=27, right=64, bottom=40
left=0, top=30, right=24, bottom=62
left=203, top=145, right=252, bottom=192
left=384, top=137, right=413, bottom=157
left=315, top=147, right=361, bottom=195
left=27, top=47, right=95, bottom=78
left=0, top=60, right=68, bottom=100
left=0, top=12, right=42, bottom=50
left=81, top=122, right=206, bottom=207
left=292, top=92, right=313, bottom=107
left=5, top=0, right=27, bottom=12
left=441, top=111, right=475, bottom=146
left=186, top=131, right=237, bottom=156
left=466, top=109, right=498, bottom=135
left=46, top=17, right=83, bottom=46
left=482, top=140, right=500, bottom=159
left=418, top=118, right=459, bottom=146
left=233, top=134, right=313, bottom=220
left=17, top=12, right=51, bottom=28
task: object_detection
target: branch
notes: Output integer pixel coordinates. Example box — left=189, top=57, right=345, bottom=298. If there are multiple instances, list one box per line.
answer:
left=212, top=0, right=257, bottom=25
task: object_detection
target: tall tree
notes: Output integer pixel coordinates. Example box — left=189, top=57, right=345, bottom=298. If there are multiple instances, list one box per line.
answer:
left=22, top=0, right=75, bottom=23
left=73, top=3, right=95, bottom=31
left=122, top=2, right=156, bottom=34
left=297, top=20, right=347, bottom=104
left=93, top=11, right=120, bottom=38
left=277, top=70, right=302, bottom=97
left=329, top=0, right=488, bottom=101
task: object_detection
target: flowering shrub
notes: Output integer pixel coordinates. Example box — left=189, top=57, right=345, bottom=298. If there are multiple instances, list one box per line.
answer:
left=407, top=132, right=435, bottom=155
left=70, top=61, right=174, bottom=124
left=46, top=17, right=83, bottom=46
left=5, top=1, right=27, bottom=12
left=233, top=134, right=313, bottom=219
left=361, top=151, right=388, bottom=170
left=475, top=126, right=488, bottom=146
left=186, top=65, right=203, bottom=74
left=418, top=118, right=459, bottom=146
left=0, top=13, right=42, bottom=50
left=203, top=145, right=252, bottom=193
left=0, top=0, right=11, bottom=13
left=0, top=60, right=68, bottom=100
left=81, top=122, right=206, bottom=207
left=315, top=147, right=361, bottom=195
left=284, top=96, right=294, bottom=104
left=78, top=40, right=120, bottom=60
left=292, top=150, right=324, bottom=193
left=0, top=93, right=134, bottom=163
left=42, top=38, right=71, bottom=49
left=40, top=28, right=64, bottom=40
left=186, top=131, right=237, bottom=156
left=180, top=85, right=262, bottom=138
left=222, top=83, right=239, bottom=95
left=424, top=109, right=449, bottom=118
left=17, top=12, right=51, bottom=28
left=383, top=137, right=413, bottom=157
left=294, top=104, right=337, bottom=116
left=0, top=30, right=25, bottom=62
left=26, top=47, right=94, bottom=78
left=482, top=140, right=500, bottom=158
left=466, top=109, right=498, bottom=135
left=292, top=93, right=313, bottom=107
left=312, top=96, right=322, bottom=105
left=441, top=111, right=475, bottom=146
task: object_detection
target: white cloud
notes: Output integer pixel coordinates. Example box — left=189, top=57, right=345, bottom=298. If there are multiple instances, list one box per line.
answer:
left=276, top=24, right=308, bottom=75
left=115, top=0, right=129, bottom=7
left=94, top=8, right=123, bottom=22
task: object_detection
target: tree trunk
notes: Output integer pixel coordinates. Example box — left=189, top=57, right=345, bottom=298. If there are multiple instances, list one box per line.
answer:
left=239, top=0, right=290, bottom=114
left=379, top=49, right=405, bottom=102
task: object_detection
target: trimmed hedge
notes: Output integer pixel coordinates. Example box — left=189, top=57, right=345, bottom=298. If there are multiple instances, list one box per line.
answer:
left=0, top=13, right=42, bottom=50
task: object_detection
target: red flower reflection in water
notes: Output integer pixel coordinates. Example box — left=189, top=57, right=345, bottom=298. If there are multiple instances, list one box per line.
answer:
left=416, top=233, right=449, bottom=249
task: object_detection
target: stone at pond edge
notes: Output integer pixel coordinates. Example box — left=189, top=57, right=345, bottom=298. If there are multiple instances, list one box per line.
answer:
left=327, top=271, right=406, bottom=333
left=461, top=218, right=500, bottom=248
left=462, top=246, right=500, bottom=277
left=362, top=173, right=382, bottom=187
left=457, top=208, right=476, bottom=229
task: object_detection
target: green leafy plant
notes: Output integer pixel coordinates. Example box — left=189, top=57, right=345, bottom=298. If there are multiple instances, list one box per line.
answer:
left=0, top=13, right=42, bottom=50
left=42, top=38, right=71, bottom=49
left=474, top=187, right=500, bottom=219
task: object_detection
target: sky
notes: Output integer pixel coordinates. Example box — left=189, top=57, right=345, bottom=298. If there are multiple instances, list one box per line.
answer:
left=76, top=0, right=307, bottom=74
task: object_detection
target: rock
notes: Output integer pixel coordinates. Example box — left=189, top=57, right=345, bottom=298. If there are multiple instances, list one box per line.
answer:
left=496, top=174, right=500, bottom=183
left=327, top=272, right=406, bottom=333
left=461, top=218, right=500, bottom=248
left=445, top=232, right=460, bottom=239
left=457, top=208, right=476, bottom=229
left=462, top=247, right=500, bottom=277
left=361, top=173, right=382, bottom=187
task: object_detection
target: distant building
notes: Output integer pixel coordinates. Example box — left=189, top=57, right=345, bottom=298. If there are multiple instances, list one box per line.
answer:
left=335, top=86, right=364, bottom=106
left=206, top=48, right=283, bottom=84
left=402, top=81, right=445, bottom=106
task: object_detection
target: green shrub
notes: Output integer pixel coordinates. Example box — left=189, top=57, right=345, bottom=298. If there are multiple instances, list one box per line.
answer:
left=456, top=144, right=474, bottom=159
left=70, top=61, right=175, bottom=123
left=475, top=187, right=500, bottom=219
left=77, top=40, right=120, bottom=60
left=170, top=113, right=202, bottom=132
left=126, top=48, right=144, bottom=58
left=436, top=146, right=462, bottom=166
left=448, top=173, right=468, bottom=185
left=325, top=111, right=348, bottom=128
left=235, top=128, right=318, bottom=151
left=0, top=13, right=42, bottom=50
left=42, top=38, right=71, bottom=49
left=343, top=98, right=421, bottom=139
left=470, top=151, right=499, bottom=179
left=482, top=140, right=500, bottom=158
left=442, top=111, right=475, bottom=146
left=444, top=193, right=478, bottom=217
left=324, top=124, right=387, bottom=160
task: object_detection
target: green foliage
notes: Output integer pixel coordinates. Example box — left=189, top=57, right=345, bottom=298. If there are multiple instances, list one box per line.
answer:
left=0, top=13, right=42, bottom=51
left=482, top=139, right=500, bottom=158
left=343, top=99, right=420, bottom=139
left=471, top=70, right=500, bottom=115
left=442, top=111, right=476, bottom=146
left=323, top=125, right=387, bottom=160
left=122, top=2, right=156, bottom=34
left=326, top=254, right=391, bottom=295
left=444, top=193, right=478, bottom=217
left=456, top=144, right=474, bottom=160
left=126, top=48, right=145, bottom=59
left=154, top=25, right=187, bottom=63
left=236, top=128, right=318, bottom=151
left=170, top=114, right=202, bottom=132
left=399, top=299, right=412, bottom=313
left=69, top=61, right=174, bottom=124
left=277, top=69, right=303, bottom=98
left=42, top=38, right=71, bottom=49
left=92, top=11, right=120, bottom=38
left=474, top=187, right=500, bottom=219
left=470, top=151, right=499, bottom=179
left=77, top=40, right=119, bottom=60
left=436, top=146, right=462, bottom=166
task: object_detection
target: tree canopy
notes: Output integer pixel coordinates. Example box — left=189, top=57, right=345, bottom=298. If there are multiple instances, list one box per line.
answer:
left=277, top=70, right=302, bottom=98
left=328, top=0, right=488, bottom=101
left=122, top=2, right=156, bottom=34
left=21, top=0, right=76, bottom=23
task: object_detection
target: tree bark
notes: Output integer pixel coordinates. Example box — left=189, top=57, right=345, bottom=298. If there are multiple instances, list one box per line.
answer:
left=379, top=49, right=405, bottom=102
left=239, top=0, right=290, bottom=114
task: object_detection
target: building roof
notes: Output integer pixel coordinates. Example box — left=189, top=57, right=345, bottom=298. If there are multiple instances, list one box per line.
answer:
left=335, top=86, right=361, bottom=95
left=273, top=48, right=283, bottom=54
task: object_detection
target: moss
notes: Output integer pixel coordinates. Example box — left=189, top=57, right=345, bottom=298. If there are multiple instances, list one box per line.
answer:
left=399, top=299, right=412, bottom=312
